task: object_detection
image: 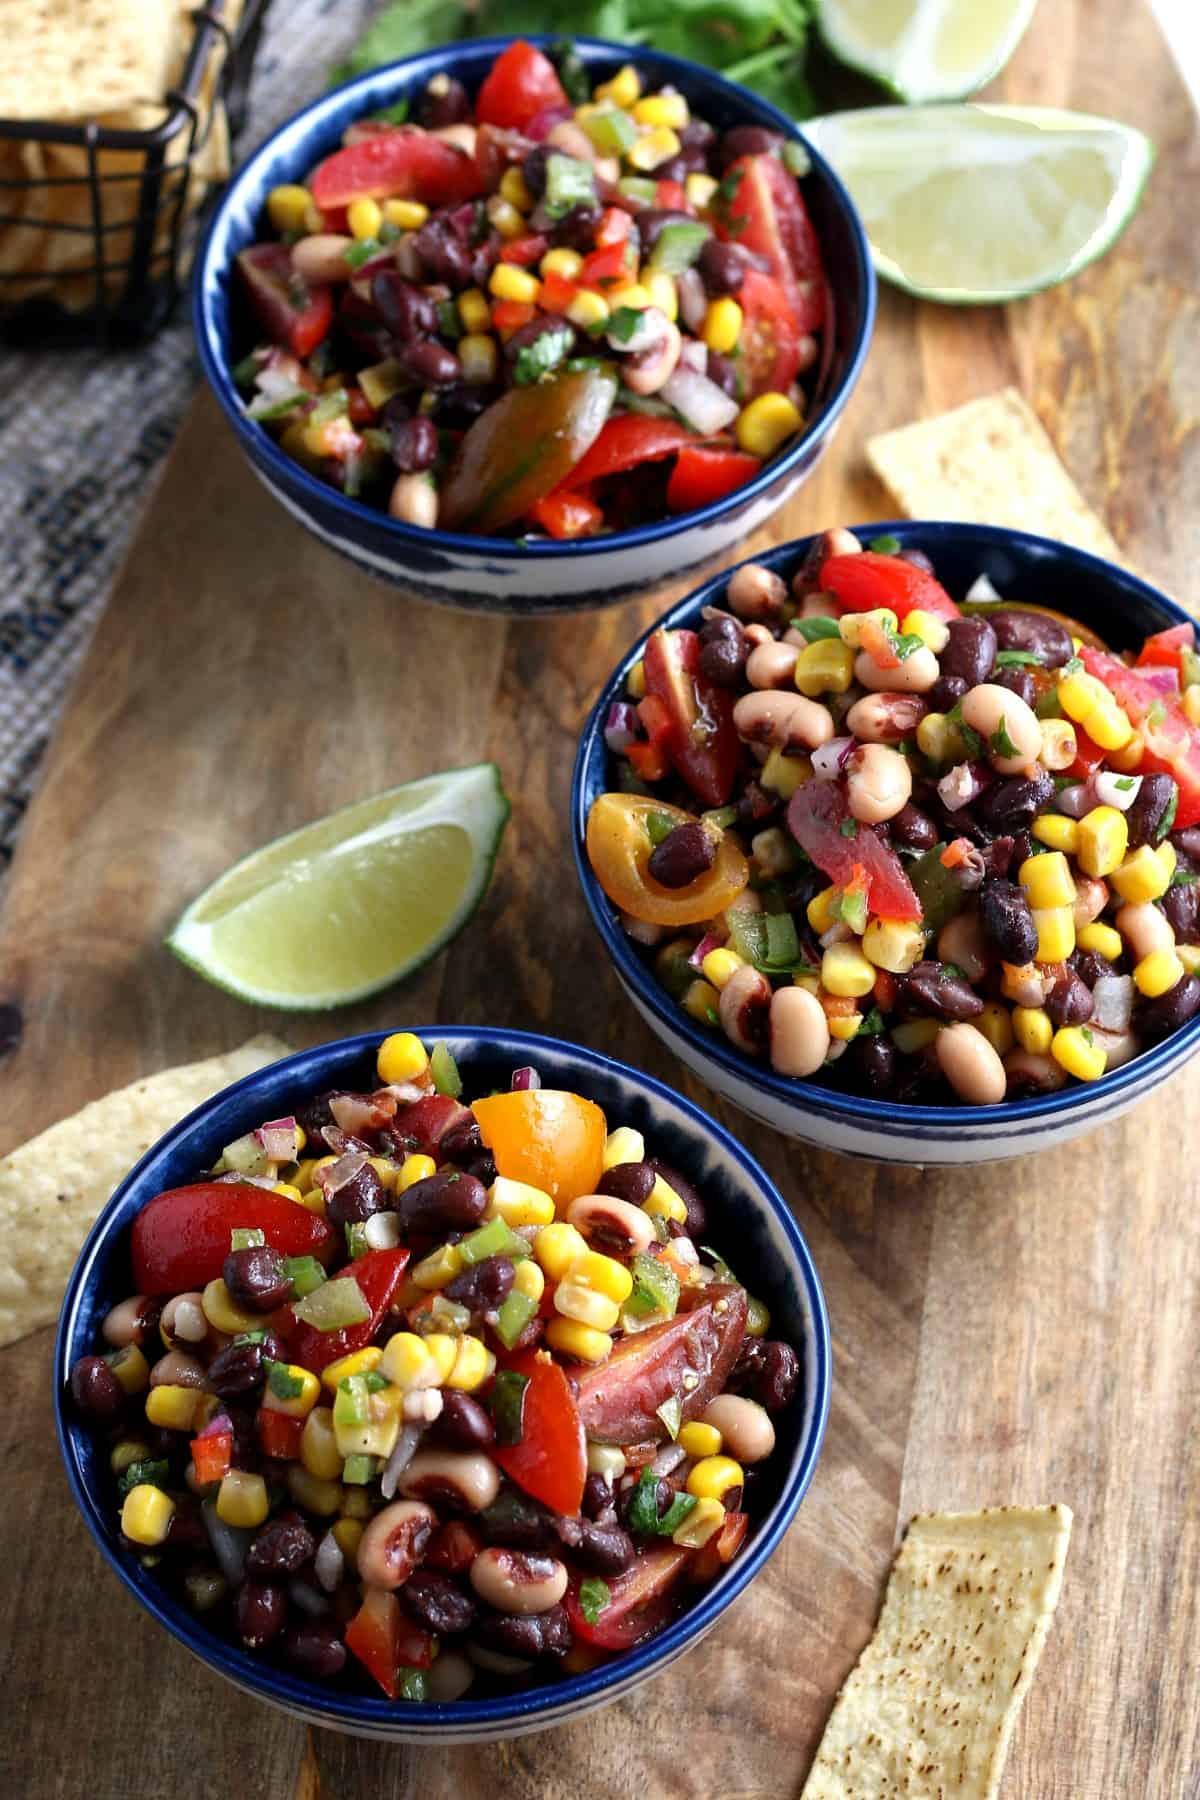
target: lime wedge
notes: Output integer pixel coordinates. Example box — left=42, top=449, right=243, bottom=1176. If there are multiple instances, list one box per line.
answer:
left=167, top=763, right=509, bottom=1009
left=814, top=0, right=1037, bottom=103
left=804, top=105, right=1153, bottom=304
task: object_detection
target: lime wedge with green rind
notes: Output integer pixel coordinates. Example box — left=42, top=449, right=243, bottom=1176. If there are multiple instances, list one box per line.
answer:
left=167, top=763, right=509, bottom=1009
left=814, top=0, right=1038, bottom=104
left=804, top=105, right=1154, bottom=305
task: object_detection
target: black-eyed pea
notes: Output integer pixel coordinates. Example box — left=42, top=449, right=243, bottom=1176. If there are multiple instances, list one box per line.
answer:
left=768, top=985, right=829, bottom=1078
left=719, top=964, right=772, bottom=1054
left=1072, top=877, right=1110, bottom=929
left=566, top=1194, right=657, bottom=1254
left=936, top=909, right=991, bottom=983
left=398, top=1450, right=501, bottom=1513
left=389, top=473, right=439, bottom=528
left=468, top=1548, right=568, bottom=1615
left=727, top=562, right=788, bottom=622
left=1116, top=901, right=1176, bottom=962
left=356, top=1500, right=438, bottom=1590
left=290, top=233, right=354, bottom=283
left=959, top=683, right=1043, bottom=774
left=430, top=122, right=477, bottom=155
left=149, top=1348, right=207, bottom=1388
left=732, top=690, right=835, bottom=752
left=102, top=1295, right=160, bottom=1348
left=700, top=1394, right=776, bottom=1463
left=846, top=742, right=912, bottom=824
left=936, top=1021, right=1008, bottom=1105
left=1039, top=718, right=1078, bottom=771
left=854, top=645, right=940, bottom=694
left=1003, top=1048, right=1069, bottom=1093
left=745, top=641, right=800, bottom=690
left=843, top=691, right=928, bottom=743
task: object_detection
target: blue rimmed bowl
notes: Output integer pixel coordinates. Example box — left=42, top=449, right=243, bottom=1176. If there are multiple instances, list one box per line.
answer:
left=572, top=522, right=1200, bottom=1164
left=193, top=36, right=875, bottom=614
left=55, top=1028, right=830, bottom=1741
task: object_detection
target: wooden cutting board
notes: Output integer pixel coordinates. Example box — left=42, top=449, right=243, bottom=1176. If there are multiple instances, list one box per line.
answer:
left=3, top=3, right=1199, bottom=1794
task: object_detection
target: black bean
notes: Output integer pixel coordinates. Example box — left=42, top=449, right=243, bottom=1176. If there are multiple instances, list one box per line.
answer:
left=164, top=1508, right=207, bottom=1554
left=975, top=772, right=1055, bottom=834
left=989, top=608, right=1074, bottom=669
left=1125, top=773, right=1177, bottom=847
left=581, top=1473, right=618, bottom=1523
left=551, top=202, right=602, bottom=250
left=400, top=1568, right=476, bottom=1636
left=851, top=1034, right=895, bottom=1095
left=698, top=238, right=748, bottom=296
left=463, top=1150, right=499, bottom=1187
left=1174, top=828, right=1200, bottom=861
left=431, top=1390, right=496, bottom=1453
left=389, top=415, right=439, bottom=474
left=904, top=960, right=985, bottom=1021
left=1072, top=949, right=1112, bottom=987
left=474, top=1605, right=568, bottom=1658
left=716, top=125, right=784, bottom=169
left=645, top=1157, right=706, bottom=1238
left=236, top=1580, right=288, bottom=1650
left=207, top=1341, right=267, bottom=1400
left=618, top=1476, right=669, bottom=1534
left=699, top=633, right=746, bottom=687
left=928, top=673, right=968, bottom=713
left=444, top=1254, right=514, bottom=1315
left=1133, top=974, right=1200, bottom=1042
left=404, top=339, right=461, bottom=388
left=736, top=779, right=780, bottom=829
left=439, top=1117, right=485, bottom=1165
left=397, top=1170, right=488, bottom=1235
left=755, top=1340, right=800, bottom=1413
left=993, top=666, right=1037, bottom=707
left=648, top=822, right=715, bottom=888
left=939, top=618, right=997, bottom=688
left=371, top=272, right=435, bottom=341
left=981, top=835, right=1018, bottom=880
left=416, top=75, right=471, bottom=129
left=412, top=217, right=473, bottom=287
left=1046, top=969, right=1094, bottom=1027
left=246, top=1512, right=315, bottom=1578
left=283, top=1618, right=347, bottom=1679
left=728, top=1336, right=766, bottom=1396
left=478, top=1492, right=558, bottom=1551
left=596, top=1160, right=656, bottom=1208
left=223, top=1246, right=291, bottom=1314
left=979, top=880, right=1038, bottom=964
left=890, top=801, right=939, bottom=851
left=520, top=144, right=553, bottom=198
left=326, top=1161, right=386, bottom=1226
left=705, top=350, right=740, bottom=399
left=1162, top=877, right=1200, bottom=943
left=70, top=1355, right=125, bottom=1424
left=554, top=1514, right=637, bottom=1575
left=679, top=118, right=715, bottom=157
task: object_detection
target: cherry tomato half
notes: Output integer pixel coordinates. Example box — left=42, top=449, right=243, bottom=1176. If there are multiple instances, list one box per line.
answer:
left=574, top=1284, right=748, bottom=1446
left=564, top=1544, right=693, bottom=1649
left=1083, top=647, right=1200, bottom=828
left=310, top=127, right=481, bottom=209
left=131, top=1182, right=334, bottom=1295
left=236, top=245, right=332, bottom=360
left=642, top=627, right=740, bottom=808
left=786, top=779, right=921, bottom=921
left=471, top=1089, right=606, bottom=1206
left=491, top=1348, right=587, bottom=1516
left=820, top=551, right=961, bottom=625
left=475, top=41, right=568, bottom=131
left=586, top=794, right=749, bottom=927
left=716, top=153, right=825, bottom=335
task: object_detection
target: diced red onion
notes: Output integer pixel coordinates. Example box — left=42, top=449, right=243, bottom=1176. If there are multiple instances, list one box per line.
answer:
left=213, top=1171, right=277, bottom=1190
left=202, top=1502, right=251, bottom=1585
left=1092, top=974, right=1133, bottom=1032
left=1055, top=782, right=1094, bottom=819
left=678, top=337, right=707, bottom=373
left=819, top=921, right=854, bottom=949
left=688, top=933, right=722, bottom=971
left=1093, top=772, right=1142, bottom=812
left=288, top=1576, right=331, bottom=1617
left=677, top=266, right=707, bottom=333
left=604, top=701, right=640, bottom=753
left=937, top=761, right=988, bottom=812
left=1088, top=1025, right=1138, bottom=1069
left=256, top=1116, right=300, bottom=1162
left=649, top=1443, right=688, bottom=1478
left=363, top=1210, right=402, bottom=1250
left=380, top=1424, right=425, bottom=1500
left=670, top=1236, right=699, bottom=1267
left=811, top=736, right=854, bottom=780
left=966, top=573, right=1002, bottom=603
left=329, top=1091, right=396, bottom=1135
left=661, top=366, right=739, bottom=435
left=526, top=103, right=573, bottom=140
left=314, top=1530, right=345, bottom=1594
left=380, top=1078, right=429, bottom=1105
left=510, top=1065, right=541, bottom=1092
left=316, top=1150, right=368, bottom=1196
left=1136, top=664, right=1180, bottom=695
left=195, top=1410, right=233, bottom=1440
left=256, top=361, right=304, bottom=400
left=620, top=910, right=665, bottom=946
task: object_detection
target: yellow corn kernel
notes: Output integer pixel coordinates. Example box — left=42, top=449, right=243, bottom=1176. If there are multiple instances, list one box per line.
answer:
left=574, top=1249, right=635, bottom=1304
left=411, top=1243, right=465, bottom=1290
left=903, top=609, right=950, bottom=654
left=297, top=1188, right=327, bottom=1216
left=270, top=1183, right=304, bottom=1208
left=145, top=1383, right=202, bottom=1432
left=447, top=1335, right=494, bottom=1392
left=1107, top=729, right=1145, bottom=772
left=1020, top=850, right=1077, bottom=910
left=107, top=1344, right=150, bottom=1396
left=1134, top=949, right=1184, bottom=997
left=1012, top=1006, right=1054, bottom=1055
left=602, top=1126, right=645, bottom=1171
left=376, top=1029, right=428, bottom=1085
left=566, top=287, right=610, bottom=330
left=110, top=1440, right=152, bottom=1476
left=422, top=1334, right=460, bottom=1384
left=1051, top=1025, right=1107, bottom=1082
left=1178, top=945, right=1200, bottom=975
left=644, top=1174, right=687, bottom=1224
left=827, top=1012, right=863, bottom=1042
left=336, top=1403, right=400, bottom=1464
left=513, top=1259, right=545, bottom=1303
left=671, top=1494, right=725, bottom=1549
left=1031, top=814, right=1080, bottom=854
left=216, top=1470, right=270, bottom=1529
left=746, top=1295, right=771, bottom=1336
left=487, top=1175, right=556, bottom=1228
left=286, top=1465, right=342, bottom=1517
left=628, top=126, right=681, bottom=171
left=266, top=183, right=312, bottom=234
left=686, top=171, right=718, bottom=208
left=1111, top=843, right=1170, bottom=904
left=626, top=658, right=646, bottom=701
left=394, top=1153, right=435, bottom=1195
left=915, top=711, right=961, bottom=766
left=760, top=747, right=810, bottom=797
left=1032, top=905, right=1076, bottom=964
left=735, top=391, right=802, bottom=459
left=380, top=1332, right=441, bottom=1391
left=332, top=1516, right=364, bottom=1560
left=686, top=1454, right=744, bottom=1503
left=499, top=165, right=534, bottom=211
left=301, top=200, right=325, bottom=237
left=121, top=1483, right=176, bottom=1547
left=382, top=198, right=428, bottom=230
left=837, top=607, right=898, bottom=650
left=457, top=332, right=498, bottom=387
left=594, top=63, right=640, bottom=107
left=300, top=1407, right=342, bottom=1481
left=891, top=1017, right=940, bottom=1054
left=976, top=1001, right=1016, bottom=1057
left=347, top=196, right=382, bottom=241
left=487, top=196, right=525, bottom=240
left=1158, top=841, right=1178, bottom=880
left=534, top=1221, right=589, bottom=1281
left=1183, top=687, right=1200, bottom=727
left=457, top=287, right=492, bottom=334
left=643, top=269, right=678, bottom=320
left=807, top=885, right=841, bottom=934
left=489, top=263, right=540, bottom=304
left=702, top=297, right=743, bottom=355
left=1038, top=717, right=1079, bottom=772
left=678, top=1420, right=722, bottom=1459
left=540, top=246, right=584, bottom=281
left=321, top=1347, right=384, bottom=1392
left=633, top=92, right=689, bottom=129
left=291, top=1157, right=317, bottom=1192
left=365, top=1159, right=400, bottom=1195
left=861, top=917, right=926, bottom=975
left=555, top=1282, right=620, bottom=1331
left=201, top=1278, right=263, bottom=1337
left=821, top=944, right=876, bottom=998
left=1076, top=806, right=1130, bottom=881
left=682, top=977, right=721, bottom=1025
left=1084, top=702, right=1134, bottom=751
left=545, top=1317, right=613, bottom=1363
left=700, top=947, right=744, bottom=990
left=794, top=639, right=855, bottom=698
left=262, top=1363, right=320, bottom=1419
left=606, top=281, right=652, bottom=311
left=1077, top=921, right=1123, bottom=961
left=1057, top=670, right=1111, bottom=723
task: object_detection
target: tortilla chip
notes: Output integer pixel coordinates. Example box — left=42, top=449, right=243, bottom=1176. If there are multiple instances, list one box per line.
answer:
left=801, top=1504, right=1073, bottom=1800
left=866, top=389, right=1123, bottom=563
left=0, top=1033, right=290, bottom=1347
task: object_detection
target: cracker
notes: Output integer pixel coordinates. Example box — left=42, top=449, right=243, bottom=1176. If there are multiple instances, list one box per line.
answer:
left=0, top=0, right=179, bottom=122
left=0, top=1033, right=290, bottom=1347
left=801, top=1504, right=1073, bottom=1800
left=866, top=389, right=1123, bottom=562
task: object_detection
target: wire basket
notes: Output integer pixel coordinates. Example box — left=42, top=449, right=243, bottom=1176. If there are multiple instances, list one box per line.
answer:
left=0, top=0, right=271, bottom=347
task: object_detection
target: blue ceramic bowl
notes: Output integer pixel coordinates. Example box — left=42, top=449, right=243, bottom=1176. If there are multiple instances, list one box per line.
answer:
left=55, top=1028, right=830, bottom=1741
left=573, top=523, right=1200, bottom=1164
left=193, top=36, right=875, bottom=614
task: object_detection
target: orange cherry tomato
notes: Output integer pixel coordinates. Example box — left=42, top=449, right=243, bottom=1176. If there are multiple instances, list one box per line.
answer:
left=585, top=793, right=749, bottom=927
left=472, top=1090, right=606, bottom=1207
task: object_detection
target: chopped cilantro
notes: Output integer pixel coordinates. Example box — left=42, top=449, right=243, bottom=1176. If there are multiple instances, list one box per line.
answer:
left=855, top=1007, right=885, bottom=1036
left=578, top=1577, right=611, bottom=1624
left=266, top=1361, right=304, bottom=1400
left=117, top=1458, right=169, bottom=1499
left=868, top=533, right=901, bottom=554
left=513, top=323, right=573, bottom=386
left=994, top=649, right=1044, bottom=668
left=1155, top=787, right=1178, bottom=840
left=1169, top=869, right=1198, bottom=888
left=792, top=615, right=842, bottom=642
left=1114, top=776, right=1136, bottom=790
left=960, top=721, right=985, bottom=758
left=839, top=819, right=858, bottom=838
left=703, top=1005, right=720, bottom=1028
left=607, top=305, right=644, bottom=346
left=658, top=1491, right=699, bottom=1534
left=1081, top=1027, right=1095, bottom=1047
left=940, top=963, right=965, bottom=980
left=991, top=716, right=1019, bottom=760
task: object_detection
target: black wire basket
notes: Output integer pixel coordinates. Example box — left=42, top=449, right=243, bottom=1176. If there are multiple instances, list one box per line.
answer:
left=0, top=0, right=271, bottom=347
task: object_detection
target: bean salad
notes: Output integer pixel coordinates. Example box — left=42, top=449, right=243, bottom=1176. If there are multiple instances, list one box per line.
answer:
left=233, top=39, right=829, bottom=538
left=586, top=529, right=1200, bottom=1106
left=69, top=1035, right=797, bottom=1701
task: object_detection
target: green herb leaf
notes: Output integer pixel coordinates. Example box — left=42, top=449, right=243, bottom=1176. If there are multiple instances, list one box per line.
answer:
left=940, top=963, right=965, bottom=980
left=578, top=1576, right=611, bottom=1624
left=1114, top=776, right=1136, bottom=790
left=703, top=1005, right=720, bottom=1028
left=839, top=819, right=858, bottom=838
left=994, top=649, right=1044, bottom=668
left=792, top=615, right=842, bottom=642
left=514, top=323, right=574, bottom=386
left=627, top=1465, right=698, bottom=1536
left=1081, top=1027, right=1095, bottom=1047
left=266, top=1361, right=304, bottom=1400
left=1062, top=655, right=1085, bottom=675
left=657, top=1491, right=698, bottom=1534
left=1155, top=786, right=1178, bottom=841
left=991, top=716, right=1019, bottom=760
left=867, top=533, right=900, bottom=554
left=493, top=1370, right=530, bottom=1447
left=344, top=238, right=382, bottom=270
left=855, top=1007, right=885, bottom=1036
left=117, top=1458, right=170, bottom=1498
left=1170, top=869, right=1198, bottom=887
left=607, top=305, right=644, bottom=346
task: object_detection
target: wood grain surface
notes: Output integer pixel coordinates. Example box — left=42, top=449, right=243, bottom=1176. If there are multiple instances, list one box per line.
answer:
left=2, top=3, right=1198, bottom=1795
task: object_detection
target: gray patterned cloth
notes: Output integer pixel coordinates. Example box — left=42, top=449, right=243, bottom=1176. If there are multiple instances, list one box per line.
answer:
left=0, top=0, right=381, bottom=891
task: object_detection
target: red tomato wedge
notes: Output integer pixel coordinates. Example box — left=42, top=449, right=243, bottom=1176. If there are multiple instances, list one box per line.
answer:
left=1082, top=647, right=1200, bottom=827
left=131, top=1183, right=334, bottom=1295
left=491, top=1348, right=587, bottom=1516
left=738, top=269, right=804, bottom=396
left=475, top=41, right=567, bottom=131
left=666, top=445, right=761, bottom=512
left=565, top=1544, right=693, bottom=1648
left=820, top=551, right=962, bottom=625
left=1137, top=623, right=1194, bottom=669
left=345, top=1590, right=435, bottom=1698
left=641, top=627, right=740, bottom=809
left=310, top=127, right=482, bottom=209
left=574, top=1285, right=748, bottom=1445
left=579, top=240, right=636, bottom=289
left=389, top=1093, right=471, bottom=1157
left=717, top=154, right=825, bottom=335
left=276, top=1247, right=410, bottom=1373
left=236, top=244, right=332, bottom=360
left=559, top=416, right=694, bottom=490
left=787, top=779, right=922, bottom=920
left=528, top=490, right=604, bottom=539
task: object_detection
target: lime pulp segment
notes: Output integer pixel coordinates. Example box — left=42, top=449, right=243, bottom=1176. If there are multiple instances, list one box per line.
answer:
left=814, top=0, right=1038, bottom=103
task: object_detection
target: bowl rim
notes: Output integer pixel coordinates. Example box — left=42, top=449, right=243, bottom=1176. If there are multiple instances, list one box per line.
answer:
left=192, top=32, right=876, bottom=564
left=571, top=520, right=1200, bottom=1131
left=55, top=1025, right=831, bottom=1731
